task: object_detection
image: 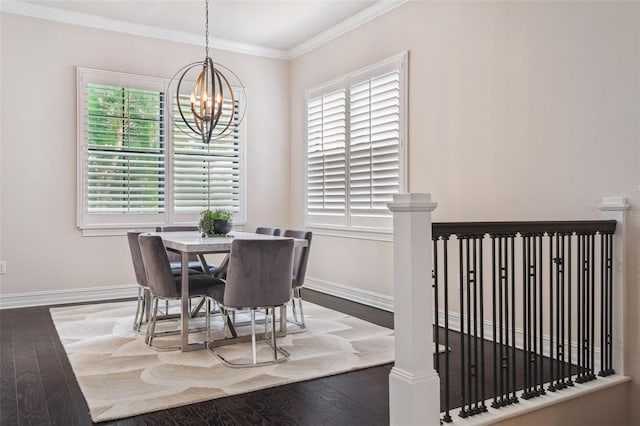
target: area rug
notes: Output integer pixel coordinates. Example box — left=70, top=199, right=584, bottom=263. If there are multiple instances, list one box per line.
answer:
left=50, top=300, right=395, bottom=422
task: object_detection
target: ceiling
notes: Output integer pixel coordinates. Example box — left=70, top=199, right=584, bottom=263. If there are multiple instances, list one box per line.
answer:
left=20, top=0, right=381, bottom=53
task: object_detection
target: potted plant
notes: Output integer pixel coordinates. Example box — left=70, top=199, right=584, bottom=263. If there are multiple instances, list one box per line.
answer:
left=199, top=208, right=233, bottom=236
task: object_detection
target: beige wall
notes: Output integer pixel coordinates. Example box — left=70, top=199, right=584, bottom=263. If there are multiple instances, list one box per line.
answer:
left=0, top=13, right=290, bottom=294
left=289, top=1, right=639, bottom=423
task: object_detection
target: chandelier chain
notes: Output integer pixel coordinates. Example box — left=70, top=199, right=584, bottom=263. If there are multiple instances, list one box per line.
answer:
left=205, top=0, right=209, bottom=58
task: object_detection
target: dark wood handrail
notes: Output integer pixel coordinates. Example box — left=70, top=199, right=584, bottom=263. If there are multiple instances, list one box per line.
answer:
left=432, top=220, right=617, bottom=239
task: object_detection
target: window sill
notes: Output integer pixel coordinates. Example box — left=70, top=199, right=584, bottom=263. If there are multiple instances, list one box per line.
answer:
left=79, top=223, right=246, bottom=237
left=306, top=225, right=393, bottom=242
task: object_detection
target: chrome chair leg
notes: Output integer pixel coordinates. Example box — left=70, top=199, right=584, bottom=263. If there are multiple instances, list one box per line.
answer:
left=146, top=298, right=159, bottom=346
left=250, top=309, right=257, bottom=365
left=297, top=288, right=306, bottom=328
left=272, top=307, right=277, bottom=360
left=206, top=298, right=211, bottom=347
left=287, top=287, right=307, bottom=333
left=144, top=289, right=151, bottom=322
left=291, top=289, right=299, bottom=322
left=133, top=286, right=144, bottom=333
left=133, top=288, right=152, bottom=334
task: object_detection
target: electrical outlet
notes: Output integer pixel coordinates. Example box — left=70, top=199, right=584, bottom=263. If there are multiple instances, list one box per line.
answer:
left=0, top=261, right=6, bottom=274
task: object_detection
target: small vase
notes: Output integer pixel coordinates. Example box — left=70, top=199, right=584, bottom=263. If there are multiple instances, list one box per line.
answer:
left=213, top=220, right=233, bottom=235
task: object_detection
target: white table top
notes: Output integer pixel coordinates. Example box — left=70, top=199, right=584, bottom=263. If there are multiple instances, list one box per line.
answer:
left=157, top=231, right=308, bottom=254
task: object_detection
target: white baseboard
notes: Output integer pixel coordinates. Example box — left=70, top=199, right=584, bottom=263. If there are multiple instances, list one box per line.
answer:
left=2, top=277, right=391, bottom=311
left=0, top=284, right=138, bottom=309
left=305, top=276, right=395, bottom=312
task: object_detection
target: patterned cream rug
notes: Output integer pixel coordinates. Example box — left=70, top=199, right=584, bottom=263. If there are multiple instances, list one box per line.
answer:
left=50, top=300, right=395, bottom=422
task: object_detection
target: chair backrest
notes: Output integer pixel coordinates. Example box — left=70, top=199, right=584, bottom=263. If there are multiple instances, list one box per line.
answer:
left=224, top=239, right=294, bottom=308
left=127, top=230, right=148, bottom=287
left=255, top=226, right=281, bottom=236
left=155, top=225, right=199, bottom=262
left=283, top=229, right=313, bottom=289
left=138, top=234, right=180, bottom=299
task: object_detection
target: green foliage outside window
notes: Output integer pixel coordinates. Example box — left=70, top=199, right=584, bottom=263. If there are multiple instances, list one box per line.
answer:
left=87, top=84, right=164, bottom=213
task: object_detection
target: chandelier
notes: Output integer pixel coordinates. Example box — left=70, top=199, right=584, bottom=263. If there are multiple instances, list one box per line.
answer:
left=172, top=0, right=246, bottom=144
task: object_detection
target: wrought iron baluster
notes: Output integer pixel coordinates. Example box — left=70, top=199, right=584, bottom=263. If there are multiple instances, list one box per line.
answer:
left=589, top=233, right=596, bottom=381
left=537, top=235, right=545, bottom=395
left=491, top=236, right=499, bottom=408
left=442, top=236, right=452, bottom=423
left=498, top=236, right=505, bottom=406
left=548, top=232, right=556, bottom=392
left=567, top=233, right=574, bottom=386
left=522, top=235, right=531, bottom=398
left=608, top=232, right=614, bottom=374
left=557, top=234, right=568, bottom=389
left=510, top=235, right=518, bottom=403
left=607, top=232, right=614, bottom=375
left=577, top=234, right=583, bottom=383
left=471, top=237, right=478, bottom=412
left=459, top=237, right=467, bottom=418
left=466, top=237, right=473, bottom=413
left=478, top=237, right=487, bottom=413
left=599, top=232, right=606, bottom=377
left=433, top=238, right=439, bottom=374
left=529, top=235, right=539, bottom=397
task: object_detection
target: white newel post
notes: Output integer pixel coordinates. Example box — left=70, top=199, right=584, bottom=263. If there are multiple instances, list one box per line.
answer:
left=598, top=196, right=629, bottom=375
left=387, top=193, right=440, bottom=426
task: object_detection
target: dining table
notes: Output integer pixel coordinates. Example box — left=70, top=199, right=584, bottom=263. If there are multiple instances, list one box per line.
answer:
left=156, top=230, right=309, bottom=352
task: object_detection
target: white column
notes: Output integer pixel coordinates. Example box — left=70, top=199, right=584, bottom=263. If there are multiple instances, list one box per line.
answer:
left=387, top=193, right=440, bottom=426
left=598, top=196, right=629, bottom=375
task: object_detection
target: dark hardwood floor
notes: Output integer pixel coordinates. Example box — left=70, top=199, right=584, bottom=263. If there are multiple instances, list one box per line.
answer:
left=0, top=290, right=395, bottom=426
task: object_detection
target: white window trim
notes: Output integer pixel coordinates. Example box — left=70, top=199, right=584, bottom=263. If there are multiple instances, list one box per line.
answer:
left=303, top=51, right=408, bottom=238
left=76, top=67, right=247, bottom=236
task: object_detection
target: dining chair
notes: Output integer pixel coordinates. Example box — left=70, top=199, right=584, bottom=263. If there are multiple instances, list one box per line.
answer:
left=155, top=226, right=217, bottom=274
left=255, top=226, right=281, bottom=236
left=127, top=230, right=151, bottom=334
left=282, top=229, right=313, bottom=332
left=205, top=238, right=294, bottom=367
left=127, top=230, right=201, bottom=331
left=156, top=225, right=217, bottom=316
left=138, top=233, right=225, bottom=351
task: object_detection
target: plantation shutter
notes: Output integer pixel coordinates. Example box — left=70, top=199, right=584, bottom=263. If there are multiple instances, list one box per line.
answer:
left=173, top=92, right=243, bottom=215
left=348, top=69, right=401, bottom=220
left=304, top=53, right=406, bottom=231
left=306, top=87, right=347, bottom=225
left=78, top=69, right=169, bottom=228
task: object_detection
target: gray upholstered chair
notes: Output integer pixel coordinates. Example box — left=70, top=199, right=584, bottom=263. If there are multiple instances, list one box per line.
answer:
left=255, top=226, right=281, bottom=236
left=206, top=238, right=294, bottom=367
left=138, top=233, right=225, bottom=351
left=282, top=229, right=313, bottom=331
left=155, top=225, right=217, bottom=274
left=127, top=230, right=151, bottom=334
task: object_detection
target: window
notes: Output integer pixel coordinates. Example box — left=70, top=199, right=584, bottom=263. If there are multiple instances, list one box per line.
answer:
left=305, top=52, right=407, bottom=232
left=77, top=68, right=245, bottom=234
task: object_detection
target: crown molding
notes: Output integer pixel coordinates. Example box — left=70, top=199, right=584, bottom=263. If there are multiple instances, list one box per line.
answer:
left=0, top=0, right=289, bottom=60
left=285, top=0, right=410, bottom=59
left=0, top=0, right=409, bottom=61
